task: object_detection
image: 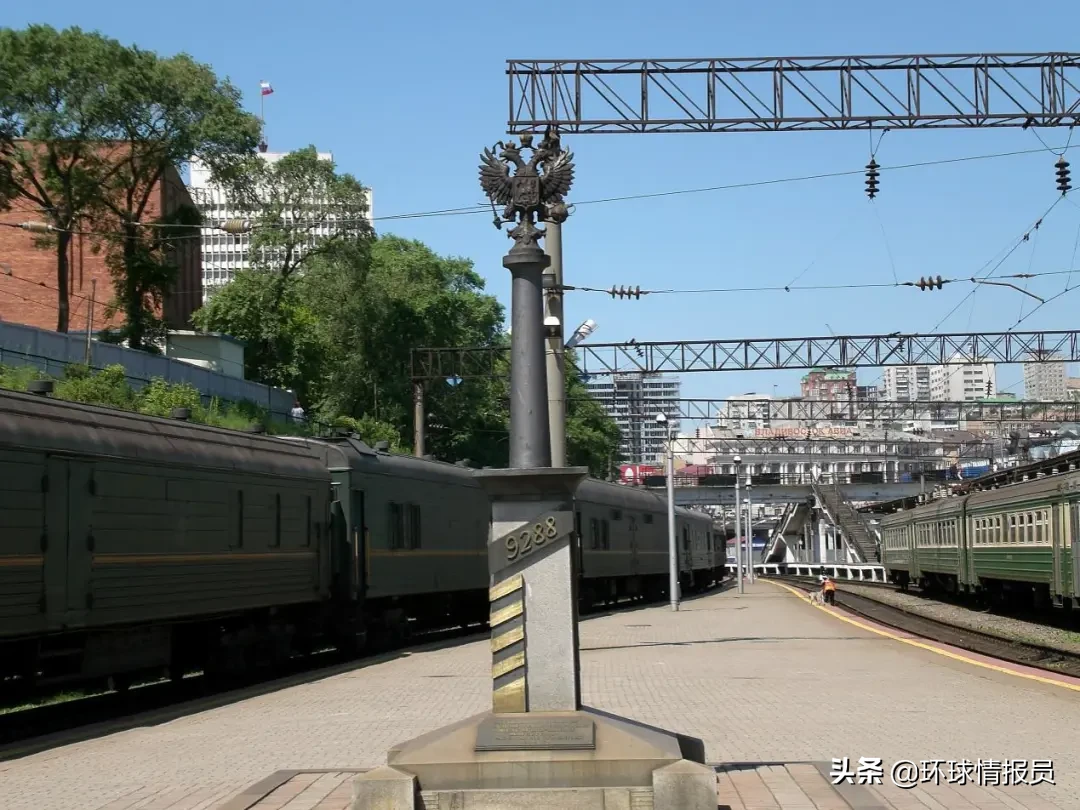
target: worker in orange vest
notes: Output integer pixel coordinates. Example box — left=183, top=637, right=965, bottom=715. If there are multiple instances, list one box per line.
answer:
left=821, top=575, right=837, bottom=605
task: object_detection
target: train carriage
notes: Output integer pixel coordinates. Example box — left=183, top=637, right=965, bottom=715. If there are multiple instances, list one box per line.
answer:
left=0, top=388, right=333, bottom=689
left=1, top=388, right=724, bottom=696
left=881, top=469, right=1080, bottom=607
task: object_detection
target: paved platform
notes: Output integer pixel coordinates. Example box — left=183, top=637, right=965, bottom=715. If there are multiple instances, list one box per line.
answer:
left=3, top=582, right=1078, bottom=809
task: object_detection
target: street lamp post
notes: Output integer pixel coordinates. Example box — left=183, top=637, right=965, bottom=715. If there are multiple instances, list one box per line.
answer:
left=656, top=413, right=679, bottom=611
left=746, top=474, right=754, bottom=584
left=733, top=455, right=743, bottom=594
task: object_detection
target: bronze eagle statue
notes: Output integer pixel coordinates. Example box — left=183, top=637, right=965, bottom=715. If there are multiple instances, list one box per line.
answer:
left=479, top=130, right=574, bottom=230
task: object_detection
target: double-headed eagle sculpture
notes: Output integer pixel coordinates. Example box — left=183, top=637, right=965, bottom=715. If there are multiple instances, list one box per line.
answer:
left=479, top=129, right=574, bottom=251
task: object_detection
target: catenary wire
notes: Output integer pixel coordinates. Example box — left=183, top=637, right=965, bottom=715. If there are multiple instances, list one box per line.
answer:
left=3, top=141, right=1079, bottom=242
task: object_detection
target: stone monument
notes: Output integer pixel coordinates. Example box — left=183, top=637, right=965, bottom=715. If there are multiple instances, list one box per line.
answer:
left=352, top=130, right=716, bottom=810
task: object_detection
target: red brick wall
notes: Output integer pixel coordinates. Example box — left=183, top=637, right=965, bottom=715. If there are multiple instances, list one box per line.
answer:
left=0, top=152, right=202, bottom=334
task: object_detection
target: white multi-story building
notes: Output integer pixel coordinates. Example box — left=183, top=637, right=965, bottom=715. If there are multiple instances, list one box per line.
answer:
left=1024, top=351, right=1068, bottom=400
left=929, top=354, right=996, bottom=401
left=585, top=373, right=681, bottom=464
left=187, top=151, right=373, bottom=300
left=883, top=366, right=932, bottom=401
left=716, top=393, right=774, bottom=432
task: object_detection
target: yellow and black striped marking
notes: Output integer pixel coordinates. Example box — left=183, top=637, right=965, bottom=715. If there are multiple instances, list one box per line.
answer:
left=489, top=573, right=526, bottom=713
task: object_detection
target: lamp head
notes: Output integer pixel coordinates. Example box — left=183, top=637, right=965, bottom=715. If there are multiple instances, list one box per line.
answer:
left=733, top=455, right=742, bottom=464
left=655, top=413, right=667, bottom=425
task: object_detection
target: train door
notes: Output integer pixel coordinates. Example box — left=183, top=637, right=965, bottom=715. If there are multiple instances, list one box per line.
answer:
left=351, top=490, right=367, bottom=599
left=1052, top=502, right=1063, bottom=599
left=681, top=524, right=690, bottom=572
left=56, top=459, right=95, bottom=623
left=1071, top=501, right=1080, bottom=599
left=627, top=515, right=639, bottom=575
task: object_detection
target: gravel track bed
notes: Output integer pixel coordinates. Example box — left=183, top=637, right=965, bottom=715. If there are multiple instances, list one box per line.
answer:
left=841, top=582, right=1080, bottom=655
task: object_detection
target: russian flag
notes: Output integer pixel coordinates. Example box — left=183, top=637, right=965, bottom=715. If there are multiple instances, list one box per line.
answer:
left=260, top=81, right=274, bottom=96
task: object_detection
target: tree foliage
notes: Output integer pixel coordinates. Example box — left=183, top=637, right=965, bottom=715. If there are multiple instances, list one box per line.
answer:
left=0, top=26, right=130, bottom=331
left=0, top=25, right=260, bottom=343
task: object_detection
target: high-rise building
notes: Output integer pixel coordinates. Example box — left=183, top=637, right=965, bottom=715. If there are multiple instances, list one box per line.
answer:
left=716, top=393, right=773, bottom=433
left=1024, top=351, right=1068, bottom=400
left=929, top=355, right=996, bottom=401
left=187, top=151, right=373, bottom=300
left=883, top=366, right=932, bottom=402
left=585, top=373, right=681, bottom=464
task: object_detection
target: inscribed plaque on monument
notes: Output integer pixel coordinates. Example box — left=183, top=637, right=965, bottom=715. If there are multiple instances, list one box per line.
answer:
left=474, top=715, right=596, bottom=752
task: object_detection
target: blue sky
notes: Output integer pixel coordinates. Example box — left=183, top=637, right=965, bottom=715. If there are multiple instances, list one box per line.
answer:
left=9, top=0, right=1080, bottom=407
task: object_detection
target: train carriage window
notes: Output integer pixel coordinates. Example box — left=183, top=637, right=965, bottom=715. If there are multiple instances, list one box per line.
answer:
left=590, top=517, right=600, bottom=550
left=236, top=490, right=244, bottom=548
left=273, top=493, right=282, bottom=547
left=389, top=503, right=405, bottom=550
left=602, top=520, right=610, bottom=550
left=306, top=495, right=312, bottom=547
left=1009, top=514, right=1016, bottom=543
left=406, top=504, right=422, bottom=549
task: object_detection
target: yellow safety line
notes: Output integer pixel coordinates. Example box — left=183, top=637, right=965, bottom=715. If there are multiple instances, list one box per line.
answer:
left=765, top=580, right=1080, bottom=693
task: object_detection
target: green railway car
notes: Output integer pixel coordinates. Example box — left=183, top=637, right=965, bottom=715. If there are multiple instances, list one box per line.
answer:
left=0, top=388, right=333, bottom=690
left=880, top=471, right=1080, bottom=608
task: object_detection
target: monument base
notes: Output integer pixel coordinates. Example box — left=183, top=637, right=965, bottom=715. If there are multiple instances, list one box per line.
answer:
left=351, top=707, right=716, bottom=809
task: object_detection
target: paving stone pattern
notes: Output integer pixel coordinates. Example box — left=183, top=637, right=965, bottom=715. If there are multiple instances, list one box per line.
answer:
left=3, top=582, right=1079, bottom=809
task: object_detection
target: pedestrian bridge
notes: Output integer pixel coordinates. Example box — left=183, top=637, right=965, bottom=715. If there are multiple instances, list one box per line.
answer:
left=726, top=562, right=889, bottom=582
left=667, top=482, right=923, bottom=506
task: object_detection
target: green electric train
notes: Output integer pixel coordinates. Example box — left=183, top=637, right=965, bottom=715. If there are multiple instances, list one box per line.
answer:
left=879, top=471, right=1080, bottom=608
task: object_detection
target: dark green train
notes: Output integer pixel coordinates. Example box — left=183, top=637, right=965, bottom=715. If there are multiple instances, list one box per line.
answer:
left=880, top=471, right=1080, bottom=608
left=0, top=388, right=720, bottom=695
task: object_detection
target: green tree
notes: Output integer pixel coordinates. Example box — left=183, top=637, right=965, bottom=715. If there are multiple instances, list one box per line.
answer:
left=92, top=47, right=260, bottom=350
left=192, top=267, right=322, bottom=396
left=565, top=354, right=623, bottom=478
left=302, top=236, right=508, bottom=466
left=194, top=148, right=372, bottom=388
left=0, top=25, right=130, bottom=331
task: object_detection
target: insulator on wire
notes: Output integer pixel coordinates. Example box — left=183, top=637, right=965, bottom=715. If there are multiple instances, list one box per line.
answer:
left=607, top=285, right=642, bottom=300
left=865, top=158, right=880, bottom=200
left=220, top=218, right=252, bottom=235
left=1056, top=156, right=1072, bottom=195
left=19, top=221, right=55, bottom=234
left=915, top=275, right=944, bottom=291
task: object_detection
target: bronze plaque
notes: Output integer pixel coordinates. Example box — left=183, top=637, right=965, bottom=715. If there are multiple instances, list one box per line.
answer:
left=475, top=715, right=596, bottom=752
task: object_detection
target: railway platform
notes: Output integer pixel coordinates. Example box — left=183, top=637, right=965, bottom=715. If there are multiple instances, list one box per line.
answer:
left=4, top=581, right=1079, bottom=810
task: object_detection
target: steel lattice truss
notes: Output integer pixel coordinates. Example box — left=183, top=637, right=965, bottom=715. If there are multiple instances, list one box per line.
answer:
left=673, top=436, right=987, bottom=460
left=592, top=397, right=1080, bottom=422
left=411, top=330, right=1080, bottom=379
left=506, top=53, right=1080, bottom=134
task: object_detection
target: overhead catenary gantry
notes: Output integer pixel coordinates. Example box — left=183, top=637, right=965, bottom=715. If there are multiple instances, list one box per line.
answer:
left=506, top=53, right=1080, bottom=134
left=411, top=329, right=1080, bottom=379
left=565, top=397, right=1080, bottom=423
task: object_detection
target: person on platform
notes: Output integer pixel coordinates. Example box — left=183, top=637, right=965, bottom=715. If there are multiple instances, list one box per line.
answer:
left=821, top=574, right=837, bottom=605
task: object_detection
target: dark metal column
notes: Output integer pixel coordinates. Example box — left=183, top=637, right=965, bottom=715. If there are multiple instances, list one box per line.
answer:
left=505, top=243, right=551, bottom=469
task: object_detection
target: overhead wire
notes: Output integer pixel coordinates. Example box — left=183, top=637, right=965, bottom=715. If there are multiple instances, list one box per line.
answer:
left=561, top=269, right=1079, bottom=297
left=3, top=140, right=1079, bottom=243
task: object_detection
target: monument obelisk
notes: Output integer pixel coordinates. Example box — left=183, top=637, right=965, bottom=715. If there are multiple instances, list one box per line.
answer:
left=351, top=130, right=716, bottom=810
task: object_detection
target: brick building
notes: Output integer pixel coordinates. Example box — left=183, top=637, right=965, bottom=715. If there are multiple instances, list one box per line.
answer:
left=0, top=159, right=202, bottom=336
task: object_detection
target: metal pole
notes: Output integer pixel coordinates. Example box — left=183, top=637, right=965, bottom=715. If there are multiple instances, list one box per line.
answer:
left=734, top=466, right=743, bottom=594
left=412, top=381, right=426, bottom=458
left=505, top=250, right=552, bottom=469
left=85, top=279, right=96, bottom=366
left=544, top=218, right=566, bottom=467
left=746, top=476, right=755, bottom=584
left=666, top=431, right=678, bottom=611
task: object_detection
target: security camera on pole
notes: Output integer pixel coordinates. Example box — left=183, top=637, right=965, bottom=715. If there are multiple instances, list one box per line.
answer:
left=733, top=455, right=743, bottom=595
left=655, top=413, right=678, bottom=612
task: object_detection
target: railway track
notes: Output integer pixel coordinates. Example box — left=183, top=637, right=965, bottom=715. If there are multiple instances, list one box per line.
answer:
left=777, top=576, right=1080, bottom=679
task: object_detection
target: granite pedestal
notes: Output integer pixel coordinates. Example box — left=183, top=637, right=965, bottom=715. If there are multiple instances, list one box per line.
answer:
left=351, top=467, right=716, bottom=809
